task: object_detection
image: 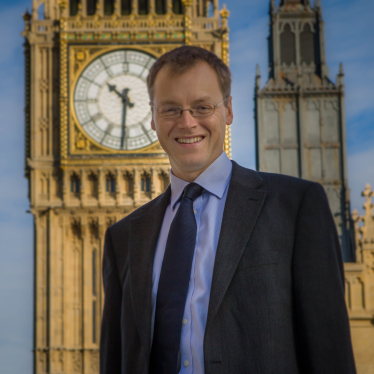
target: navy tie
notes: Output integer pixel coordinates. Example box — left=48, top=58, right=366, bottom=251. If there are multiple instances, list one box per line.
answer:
left=150, top=183, right=205, bottom=374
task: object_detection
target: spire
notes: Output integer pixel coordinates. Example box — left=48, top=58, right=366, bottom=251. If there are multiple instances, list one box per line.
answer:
left=339, top=62, right=344, bottom=75
left=255, top=65, right=261, bottom=91
left=337, top=62, right=344, bottom=88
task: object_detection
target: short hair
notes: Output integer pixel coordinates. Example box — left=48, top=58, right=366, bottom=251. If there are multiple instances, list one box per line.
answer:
left=147, top=46, right=231, bottom=104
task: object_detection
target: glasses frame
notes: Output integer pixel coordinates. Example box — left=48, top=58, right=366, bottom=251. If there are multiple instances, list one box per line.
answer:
left=151, top=97, right=228, bottom=119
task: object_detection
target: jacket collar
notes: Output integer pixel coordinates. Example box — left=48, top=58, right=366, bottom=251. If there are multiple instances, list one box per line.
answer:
left=129, top=186, right=171, bottom=360
left=206, top=161, right=267, bottom=325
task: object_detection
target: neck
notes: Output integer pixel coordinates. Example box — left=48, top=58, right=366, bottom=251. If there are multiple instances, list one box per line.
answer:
left=171, top=168, right=206, bottom=183
left=170, top=153, right=223, bottom=183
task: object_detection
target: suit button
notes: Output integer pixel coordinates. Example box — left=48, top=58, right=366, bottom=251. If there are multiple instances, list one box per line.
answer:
left=193, top=209, right=197, bottom=215
left=182, top=318, right=188, bottom=325
left=184, top=360, right=189, bottom=367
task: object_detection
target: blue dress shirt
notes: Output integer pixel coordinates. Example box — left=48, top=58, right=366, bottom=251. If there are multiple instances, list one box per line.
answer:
left=151, top=151, right=233, bottom=374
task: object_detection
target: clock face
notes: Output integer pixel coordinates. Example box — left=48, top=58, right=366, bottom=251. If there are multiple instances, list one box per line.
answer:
left=73, top=49, right=158, bottom=150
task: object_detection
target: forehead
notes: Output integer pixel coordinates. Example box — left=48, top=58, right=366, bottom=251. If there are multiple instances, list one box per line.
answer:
left=153, top=61, right=221, bottom=101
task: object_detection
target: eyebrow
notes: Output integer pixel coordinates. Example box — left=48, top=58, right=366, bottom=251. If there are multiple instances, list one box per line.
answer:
left=157, top=96, right=214, bottom=106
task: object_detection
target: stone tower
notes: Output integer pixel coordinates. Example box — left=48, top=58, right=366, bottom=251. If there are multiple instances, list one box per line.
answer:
left=254, top=0, right=353, bottom=261
left=22, top=1, right=230, bottom=372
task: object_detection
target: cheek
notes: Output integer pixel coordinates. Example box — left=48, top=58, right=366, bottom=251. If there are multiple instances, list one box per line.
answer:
left=154, top=121, right=173, bottom=141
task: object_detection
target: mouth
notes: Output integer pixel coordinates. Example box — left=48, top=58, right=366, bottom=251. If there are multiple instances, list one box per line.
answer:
left=176, top=136, right=204, bottom=144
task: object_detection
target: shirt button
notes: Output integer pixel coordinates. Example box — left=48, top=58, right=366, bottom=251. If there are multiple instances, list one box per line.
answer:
left=184, top=360, right=189, bottom=367
left=193, top=209, right=197, bottom=215
left=182, top=318, right=188, bottom=325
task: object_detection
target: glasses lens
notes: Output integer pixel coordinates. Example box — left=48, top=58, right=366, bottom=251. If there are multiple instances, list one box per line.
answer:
left=158, top=105, right=181, bottom=118
left=191, top=104, right=215, bottom=117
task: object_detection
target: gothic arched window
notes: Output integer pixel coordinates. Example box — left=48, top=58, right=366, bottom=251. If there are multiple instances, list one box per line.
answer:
left=70, top=174, right=80, bottom=194
left=300, top=23, right=316, bottom=65
left=104, top=0, right=115, bottom=15
left=155, top=0, right=166, bottom=14
left=106, top=174, right=116, bottom=193
left=70, top=0, right=79, bottom=16
left=138, top=0, right=148, bottom=15
left=87, top=0, right=98, bottom=15
left=141, top=176, right=151, bottom=192
left=121, top=0, right=131, bottom=15
left=173, top=0, right=182, bottom=14
left=280, top=24, right=296, bottom=65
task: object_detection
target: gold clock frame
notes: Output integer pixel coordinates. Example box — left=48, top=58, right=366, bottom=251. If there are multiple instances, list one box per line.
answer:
left=70, top=46, right=160, bottom=154
left=60, top=41, right=182, bottom=167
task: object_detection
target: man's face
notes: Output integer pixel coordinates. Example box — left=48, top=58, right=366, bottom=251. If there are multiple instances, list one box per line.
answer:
left=151, top=61, right=233, bottom=181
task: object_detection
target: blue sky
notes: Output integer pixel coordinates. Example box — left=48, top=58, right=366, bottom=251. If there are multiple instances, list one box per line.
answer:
left=0, top=0, right=373, bottom=372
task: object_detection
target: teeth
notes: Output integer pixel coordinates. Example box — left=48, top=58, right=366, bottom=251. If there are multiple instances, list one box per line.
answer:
left=177, top=137, right=203, bottom=144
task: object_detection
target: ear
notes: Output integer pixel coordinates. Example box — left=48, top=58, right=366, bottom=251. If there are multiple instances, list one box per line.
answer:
left=151, top=116, right=156, bottom=131
left=150, top=104, right=156, bottom=131
left=225, top=96, right=234, bottom=126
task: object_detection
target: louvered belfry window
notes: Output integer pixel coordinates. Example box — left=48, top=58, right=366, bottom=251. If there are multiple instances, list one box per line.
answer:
left=87, top=0, right=98, bottom=15
left=173, top=0, right=182, bottom=14
left=70, top=0, right=79, bottom=16
left=280, top=24, right=296, bottom=65
left=156, top=0, right=166, bottom=14
left=138, top=0, right=148, bottom=14
left=104, top=0, right=115, bottom=15
left=121, top=0, right=131, bottom=15
left=300, top=23, right=316, bottom=64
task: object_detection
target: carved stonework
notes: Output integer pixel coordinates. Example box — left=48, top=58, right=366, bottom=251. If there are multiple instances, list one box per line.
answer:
left=345, top=184, right=374, bottom=373
left=106, top=216, right=116, bottom=227
left=89, top=217, right=99, bottom=240
left=72, top=351, right=82, bottom=373
left=91, top=350, right=99, bottom=371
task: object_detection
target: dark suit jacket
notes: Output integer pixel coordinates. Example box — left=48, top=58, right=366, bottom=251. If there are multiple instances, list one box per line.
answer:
left=100, top=161, right=356, bottom=374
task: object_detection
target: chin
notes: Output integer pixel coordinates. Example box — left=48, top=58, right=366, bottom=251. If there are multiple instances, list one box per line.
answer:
left=175, top=156, right=210, bottom=173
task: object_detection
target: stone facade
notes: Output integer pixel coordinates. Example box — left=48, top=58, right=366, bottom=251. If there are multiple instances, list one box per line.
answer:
left=345, top=184, right=374, bottom=374
left=22, top=0, right=230, bottom=372
left=254, top=0, right=354, bottom=261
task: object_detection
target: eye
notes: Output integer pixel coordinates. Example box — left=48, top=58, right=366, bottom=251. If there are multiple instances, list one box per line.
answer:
left=193, top=104, right=214, bottom=112
left=160, top=106, right=180, bottom=113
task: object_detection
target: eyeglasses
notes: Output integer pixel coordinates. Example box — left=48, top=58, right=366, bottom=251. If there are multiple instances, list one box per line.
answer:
left=151, top=98, right=228, bottom=119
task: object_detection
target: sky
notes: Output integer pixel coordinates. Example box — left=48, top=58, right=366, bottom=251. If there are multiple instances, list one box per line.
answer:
left=0, top=0, right=373, bottom=372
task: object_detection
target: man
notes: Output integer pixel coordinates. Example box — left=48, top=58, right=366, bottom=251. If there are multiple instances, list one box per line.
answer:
left=100, top=46, right=356, bottom=374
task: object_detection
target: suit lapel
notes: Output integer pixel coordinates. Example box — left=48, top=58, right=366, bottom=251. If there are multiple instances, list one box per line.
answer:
left=129, top=186, right=171, bottom=359
left=207, top=162, right=267, bottom=324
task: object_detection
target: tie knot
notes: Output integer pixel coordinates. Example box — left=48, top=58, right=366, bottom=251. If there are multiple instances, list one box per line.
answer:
left=183, top=183, right=204, bottom=202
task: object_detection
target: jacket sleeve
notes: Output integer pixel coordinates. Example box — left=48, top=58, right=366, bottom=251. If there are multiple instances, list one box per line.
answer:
left=100, top=228, right=122, bottom=374
left=292, top=182, right=356, bottom=374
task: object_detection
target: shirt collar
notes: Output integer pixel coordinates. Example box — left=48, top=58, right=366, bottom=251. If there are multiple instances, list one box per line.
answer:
left=170, top=151, right=232, bottom=211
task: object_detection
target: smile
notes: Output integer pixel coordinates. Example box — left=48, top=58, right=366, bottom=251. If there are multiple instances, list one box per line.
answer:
left=176, top=137, right=204, bottom=144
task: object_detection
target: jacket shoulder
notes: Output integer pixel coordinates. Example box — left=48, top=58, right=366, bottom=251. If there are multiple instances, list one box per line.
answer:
left=257, top=170, right=315, bottom=191
left=108, top=186, right=171, bottom=237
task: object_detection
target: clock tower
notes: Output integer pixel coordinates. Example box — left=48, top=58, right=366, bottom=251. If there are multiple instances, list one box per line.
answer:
left=254, top=0, right=354, bottom=261
left=22, top=0, right=230, bottom=372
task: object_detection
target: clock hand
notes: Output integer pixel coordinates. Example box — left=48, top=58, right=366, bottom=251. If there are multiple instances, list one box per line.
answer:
left=107, top=83, right=122, bottom=99
left=120, top=88, right=135, bottom=150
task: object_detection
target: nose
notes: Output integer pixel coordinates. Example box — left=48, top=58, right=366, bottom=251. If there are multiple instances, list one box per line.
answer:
left=178, top=109, right=198, bottom=129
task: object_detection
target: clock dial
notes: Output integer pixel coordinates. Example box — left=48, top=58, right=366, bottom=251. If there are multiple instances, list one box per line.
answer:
left=73, top=49, right=158, bottom=150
